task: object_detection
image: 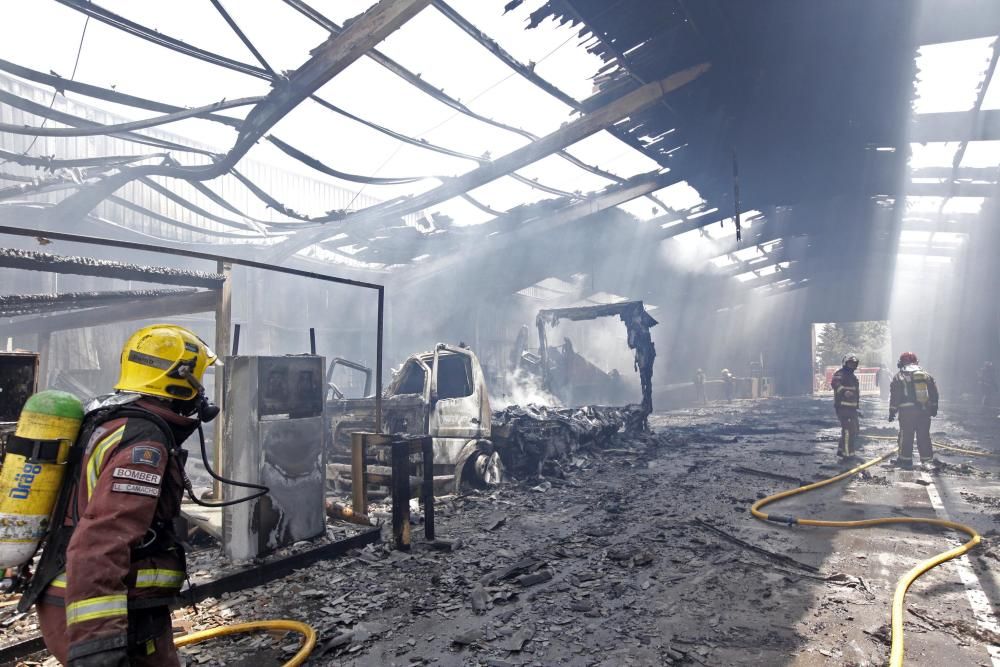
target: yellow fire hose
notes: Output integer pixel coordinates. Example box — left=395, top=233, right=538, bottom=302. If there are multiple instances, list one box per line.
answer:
left=175, top=619, right=317, bottom=667
left=751, top=436, right=991, bottom=666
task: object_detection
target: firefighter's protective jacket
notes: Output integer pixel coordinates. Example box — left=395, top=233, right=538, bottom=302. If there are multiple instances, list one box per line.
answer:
left=831, top=366, right=860, bottom=412
left=890, top=365, right=939, bottom=416
left=39, top=398, right=196, bottom=662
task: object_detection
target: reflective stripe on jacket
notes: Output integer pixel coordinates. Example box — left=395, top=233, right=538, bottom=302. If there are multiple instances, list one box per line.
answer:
left=831, top=368, right=860, bottom=410
left=39, top=401, right=196, bottom=658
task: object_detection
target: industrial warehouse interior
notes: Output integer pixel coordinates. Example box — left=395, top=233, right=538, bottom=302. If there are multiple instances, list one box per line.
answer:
left=0, top=0, right=999, bottom=665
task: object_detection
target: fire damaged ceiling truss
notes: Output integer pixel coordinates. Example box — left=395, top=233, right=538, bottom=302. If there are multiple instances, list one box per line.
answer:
left=2, top=0, right=996, bottom=304
left=0, top=0, right=727, bottom=285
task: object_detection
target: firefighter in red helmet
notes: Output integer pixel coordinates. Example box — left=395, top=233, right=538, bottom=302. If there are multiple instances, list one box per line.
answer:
left=889, top=351, right=940, bottom=470
left=831, top=354, right=862, bottom=459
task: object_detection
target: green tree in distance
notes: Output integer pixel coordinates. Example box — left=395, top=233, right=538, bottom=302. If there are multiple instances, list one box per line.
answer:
left=816, top=322, right=889, bottom=369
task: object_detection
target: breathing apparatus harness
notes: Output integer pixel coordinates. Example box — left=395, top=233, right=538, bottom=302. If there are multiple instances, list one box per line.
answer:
left=13, top=375, right=267, bottom=609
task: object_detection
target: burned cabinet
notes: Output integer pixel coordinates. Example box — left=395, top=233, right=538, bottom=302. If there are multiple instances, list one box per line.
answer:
left=222, top=356, right=326, bottom=561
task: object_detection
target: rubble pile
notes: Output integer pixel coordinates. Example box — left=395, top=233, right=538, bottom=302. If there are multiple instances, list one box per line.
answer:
left=491, top=404, right=648, bottom=478
left=3, top=397, right=998, bottom=665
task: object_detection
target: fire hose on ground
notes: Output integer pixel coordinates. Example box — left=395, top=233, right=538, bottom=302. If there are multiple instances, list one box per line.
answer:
left=174, top=619, right=317, bottom=667
left=752, top=436, right=992, bottom=666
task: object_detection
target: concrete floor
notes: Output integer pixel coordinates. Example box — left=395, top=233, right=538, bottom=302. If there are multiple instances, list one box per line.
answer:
left=6, top=395, right=999, bottom=666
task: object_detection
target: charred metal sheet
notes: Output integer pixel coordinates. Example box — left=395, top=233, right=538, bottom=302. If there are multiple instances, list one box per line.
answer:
left=491, top=403, right=645, bottom=478
left=0, top=247, right=224, bottom=287
left=0, top=288, right=198, bottom=317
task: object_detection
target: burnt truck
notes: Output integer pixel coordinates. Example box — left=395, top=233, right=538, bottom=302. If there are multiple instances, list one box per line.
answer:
left=326, top=343, right=503, bottom=493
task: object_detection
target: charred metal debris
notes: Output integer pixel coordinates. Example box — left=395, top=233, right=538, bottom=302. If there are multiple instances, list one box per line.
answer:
left=491, top=403, right=648, bottom=479
left=0, top=288, right=200, bottom=317
left=0, top=247, right=225, bottom=287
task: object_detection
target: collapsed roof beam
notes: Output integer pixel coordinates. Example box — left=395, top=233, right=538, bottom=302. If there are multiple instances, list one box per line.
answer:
left=658, top=209, right=764, bottom=241
left=429, top=0, right=674, bottom=189
left=899, top=217, right=973, bottom=233
left=282, top=0, right=627, bottom=186
left=714, top=244, right=789, bottom=278
left=40, top=0, right=431, bottom=228
left=397, top=169, right=682, bottom=292
left=268, top=62, right=709, bottom=260
left=910, top=109, right=1000, bottom=143
left=907, top=181, right=999, bottom=197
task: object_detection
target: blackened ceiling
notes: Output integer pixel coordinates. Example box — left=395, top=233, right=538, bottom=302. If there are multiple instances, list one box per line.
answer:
left=531, top=0, right=925, bottom=215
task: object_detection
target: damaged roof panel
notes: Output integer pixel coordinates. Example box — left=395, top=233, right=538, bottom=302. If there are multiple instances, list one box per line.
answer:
left=563, top=130, right=663, bottom=178
left=376, top=4, right=580, bottom=137
left=449, top=0, right=605, bottom=103
left=913, top=36, right=996, bottom=115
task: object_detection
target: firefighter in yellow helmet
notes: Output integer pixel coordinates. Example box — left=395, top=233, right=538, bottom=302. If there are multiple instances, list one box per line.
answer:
left=24, top=324, right=218, bottom=666
left=889, top=351, right=939, bottom=470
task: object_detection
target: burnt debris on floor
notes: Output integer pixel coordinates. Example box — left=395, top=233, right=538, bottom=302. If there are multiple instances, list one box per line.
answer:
left=6, top=396, right=996, bottom=666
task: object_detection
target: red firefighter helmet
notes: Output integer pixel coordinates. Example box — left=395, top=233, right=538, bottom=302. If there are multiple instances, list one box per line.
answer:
left=898, top=351, right=918, bottom=368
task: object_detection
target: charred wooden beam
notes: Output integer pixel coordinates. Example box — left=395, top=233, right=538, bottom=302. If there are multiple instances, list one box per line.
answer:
left=911, top=108, right=1000, bottom=143
left=429, top=0, right=663, bottom=182
left=715, top=245, right=790, bottom=278
left=400, top=170, right=682, bottom=288
left=43, top=0, right=432, bottom=227
left=0, top=247, right=224, bottom=288
left=0, top=288, right=199, bottom=317
left=1, top=290, right=218, bottom=336
left=268, top=63, right=709, bottom=260
left=660, top=210, right=765, bottom=241
left=906, top=180, right=999, bottom=197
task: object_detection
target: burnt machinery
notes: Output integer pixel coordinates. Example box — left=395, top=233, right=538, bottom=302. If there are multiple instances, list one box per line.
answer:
left=512, top=301, right=658, bottom=418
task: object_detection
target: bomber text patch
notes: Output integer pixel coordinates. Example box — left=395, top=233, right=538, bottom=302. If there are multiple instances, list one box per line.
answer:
left=111, top=482, right=160, bottom=498
left=112, top=467, right=162, bottom=485
left=131, top=446, right=162, bottom=468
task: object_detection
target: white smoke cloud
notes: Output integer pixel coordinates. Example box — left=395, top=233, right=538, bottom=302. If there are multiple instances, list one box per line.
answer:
left=492, top=368, right=561, bottom=409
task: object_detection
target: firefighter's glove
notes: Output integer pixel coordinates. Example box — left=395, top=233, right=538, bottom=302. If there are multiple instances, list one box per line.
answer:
left=887, top=412, right=896, bottom=422
left=929, top=407, right=938, bottom=417
left=68, top=648, right=128, bottom=667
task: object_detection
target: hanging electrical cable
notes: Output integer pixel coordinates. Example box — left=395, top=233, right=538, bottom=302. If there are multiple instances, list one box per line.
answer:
left=20, top=16, right=89, bottom=156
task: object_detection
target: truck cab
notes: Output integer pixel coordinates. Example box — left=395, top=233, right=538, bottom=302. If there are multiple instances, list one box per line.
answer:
left=327, top=344, right=500, bottom=491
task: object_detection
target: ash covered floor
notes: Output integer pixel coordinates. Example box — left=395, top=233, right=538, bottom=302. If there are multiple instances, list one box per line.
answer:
left=8, top=397, right=1000, bottom=666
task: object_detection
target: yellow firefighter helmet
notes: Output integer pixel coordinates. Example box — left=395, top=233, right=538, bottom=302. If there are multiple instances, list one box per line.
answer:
left=114, top=324, right=217, bottom=401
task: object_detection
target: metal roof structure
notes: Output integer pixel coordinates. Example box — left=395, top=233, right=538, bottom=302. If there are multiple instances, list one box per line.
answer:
left=0, top=0, right=998, bottom=320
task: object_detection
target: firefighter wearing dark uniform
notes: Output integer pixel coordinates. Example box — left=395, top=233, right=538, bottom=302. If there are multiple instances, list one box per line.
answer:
left=831, top=354, right=861, bottom=458
left=889, top=351, right=939, bottom=470
left=693, top=369, right=707, bottom=404
left=26, top=324, right=217, bottom=666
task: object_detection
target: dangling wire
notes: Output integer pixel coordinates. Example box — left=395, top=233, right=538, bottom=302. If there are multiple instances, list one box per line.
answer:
left=21, top=16, right=90, bottom=157
left=732, top=149, right=742, bottom=243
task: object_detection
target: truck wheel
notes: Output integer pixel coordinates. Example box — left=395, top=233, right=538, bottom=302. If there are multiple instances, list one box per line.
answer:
left=456, top=451, right=504, bottom=491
